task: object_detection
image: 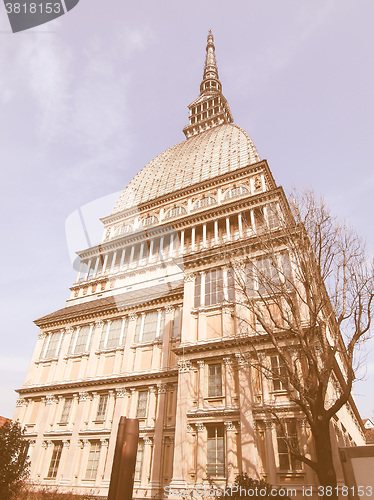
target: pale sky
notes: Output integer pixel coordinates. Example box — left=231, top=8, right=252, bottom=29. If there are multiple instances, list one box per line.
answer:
left=1, top=0, right=373, bottom=419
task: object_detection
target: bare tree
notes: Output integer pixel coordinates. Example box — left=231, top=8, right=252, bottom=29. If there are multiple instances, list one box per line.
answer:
left=229, top=189, right=373, bottom=498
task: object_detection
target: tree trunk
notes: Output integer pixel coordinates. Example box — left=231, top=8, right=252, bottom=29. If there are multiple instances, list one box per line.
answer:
left=313, top=420, right=338, bottom=500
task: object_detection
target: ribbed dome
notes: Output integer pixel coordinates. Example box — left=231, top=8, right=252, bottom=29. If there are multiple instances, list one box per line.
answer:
left=112, top=124, right=260, bottom=213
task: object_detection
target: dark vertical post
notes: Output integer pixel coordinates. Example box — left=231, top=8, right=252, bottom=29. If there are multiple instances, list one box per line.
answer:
left=108, top=417, right=139, bottom=500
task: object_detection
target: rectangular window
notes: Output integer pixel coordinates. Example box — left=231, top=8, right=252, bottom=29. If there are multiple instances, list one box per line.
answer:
left=194, top=273, right=201, bottom=308
left=254, top=206, right=265, bottom=232
left=267, top=203, right=279, bottom=229
left=276, top=420, right=301, bottom=471
left=69, top=326, right=91, bottom=355
left=85, top=442, right=101, bottom=480
left=270, top=355, right=288, bottom=391
left=96, top=394, right=108, bottom=421
left=205, top=269, right=224, bottom=306
left=227, top=267, right=235, bottom=302
left=280, top=253, right=293, bottom=289
left=136, top=391, right=148, bottom=418
left=172, top=307, right=182, bottom=338
left=207, top=425, right=225, bottom=477
left=47, top=442, right=63, bottom=478
left=257, top=257, right=279, bottom=295
left=106, top=319, right=125, bottom=349
left=60, top=398, right=72, bottom=423
left=245, top=262, right=254, bottom=296
left=44, top=332, right=62, bottom=359
left=135, top=311, right=163, bottom=343
left=142, top=311, right=158, bottom=342
left=208, top=364, right=222, bottom=397
left=134, top=440, right=144, bottom=481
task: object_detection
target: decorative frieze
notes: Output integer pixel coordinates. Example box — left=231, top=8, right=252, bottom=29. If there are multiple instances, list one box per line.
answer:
left=79, top=392, right=90, bottom=402
left=224, top=421, right=235, bottom=431
left=115, top=387, right=128, bottom=398
left=45, top=396, right=57, bottom=405
left=157, top=384, right=167, bottom=394
left=177, top=360, right=192, bottom=373
left=16, top=398, right=27, bottom=407
left=196, top=422, right=205, bottom=432
left=183, top=273, right=195, bottom=282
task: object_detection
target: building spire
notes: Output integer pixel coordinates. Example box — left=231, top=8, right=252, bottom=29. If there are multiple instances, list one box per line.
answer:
left=183, top=31, right=233, bottom=139
left=201, top=30, right=221, bottom=93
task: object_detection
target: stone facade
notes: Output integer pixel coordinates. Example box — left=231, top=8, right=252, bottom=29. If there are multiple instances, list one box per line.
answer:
left=14, top=32, right=365, bottom=498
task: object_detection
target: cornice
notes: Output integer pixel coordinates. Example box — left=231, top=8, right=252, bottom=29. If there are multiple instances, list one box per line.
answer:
left=102, top=160, right=271, bottom=223
left=77, top=186, right=285, bottom=262
left=34, top=289, right=184, bottom=330
left=17, top=368, right=179, bottom=395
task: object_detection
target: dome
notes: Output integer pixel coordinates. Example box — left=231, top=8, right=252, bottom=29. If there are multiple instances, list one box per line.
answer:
left=112, top=123, right=260, bottom=214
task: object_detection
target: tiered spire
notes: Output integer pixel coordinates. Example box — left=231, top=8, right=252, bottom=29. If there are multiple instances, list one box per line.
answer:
left=183, top=31, right=233, bottom=139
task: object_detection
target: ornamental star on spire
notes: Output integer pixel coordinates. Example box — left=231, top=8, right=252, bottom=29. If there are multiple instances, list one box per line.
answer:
left=183, top=31, right=233, bottom=139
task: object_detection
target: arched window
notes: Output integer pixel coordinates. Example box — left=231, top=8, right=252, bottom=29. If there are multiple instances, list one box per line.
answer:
left=165, top=206, right=187, bottom=219
left=223, top=185, right=249, bottom=201
left=142, top=215, right=159, bottom=227
left=193, top=196, right=216, bottom=210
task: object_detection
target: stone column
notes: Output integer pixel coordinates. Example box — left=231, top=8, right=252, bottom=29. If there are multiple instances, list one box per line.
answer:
left=14, top=398, right=28, bottom=423
left=138, top=243, right=144, bottom=264
left=93, top=256, right=100, bottom=277
left=150, top=384, right=168, bottom=489
left=39, top=440, right=53, bottom=479
left=238, top=213, right=243, bottom=237
left=250, top=209, right=255, bottom=234
left=203, top=223, right=207, bottom=248
left=264, top=420, right=277, bottom=484
left=225, top=421, right=237, bottom=484
left=103, top=388, right=129, bottom=482
left=129, top=246, right=135, bottom=267
left=110, top=251, right=117, bottom=272
left=146, top=386, right=157, bottom=428
left=96, top=439, right=109, bottom=484
left=141, top=437, right=153, bottom=485
left=191, top=227, right=196, bottom=251
left=181, top=274, right=195, bottom=343
left=300, top=418, right=314, bottom=484
left=85, top=259, right=92, bottom=280
left=77, top=439, right=91, bottom=482
left=236, top=355, right=259, bottom=478
left=104, top=390, right=116, bottom=429
left=214, top=220, right=219, bottom=244
left=149, top=239, right=154, bottom=262
left=75, top=261, right=83, bottom=283
left=59, top=440, right=71, bottom=483
left=161, top=307, right=173, bottom=369
left=101, top=254, right=109, bottom=275
left=223, top=357, right=233, bottom=407
left=169, top=233, right=174, bottom=257
left=226, top=216, right=231, bottom=240
left=169, top=361, right=192, bottom=488
left=159, top=236, right=164, bottom=260
left=54, top=396, right=65, bottom=427
left=200, top=272, right=206, bottom=306
left=197, top=361, right=205, bottom=409
left=119, top=249, right=126, bottom=269
left=196, top=422, right=206, bottom=483
left=63, top=392, right=91, bottom=480
left=180, top=230, right=184, bottom=254
left=129, top=388, right=137, bottom=418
